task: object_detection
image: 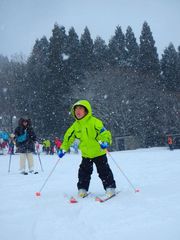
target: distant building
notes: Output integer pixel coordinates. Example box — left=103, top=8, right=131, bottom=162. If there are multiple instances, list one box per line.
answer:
left=114, top=135, right=141, bottom=151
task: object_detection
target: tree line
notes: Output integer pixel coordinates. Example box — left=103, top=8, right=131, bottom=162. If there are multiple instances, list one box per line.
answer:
left=0, top=21, right=180, bottom=149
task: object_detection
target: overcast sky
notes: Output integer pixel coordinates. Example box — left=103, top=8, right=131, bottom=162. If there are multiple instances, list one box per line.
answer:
left=0, top=0, right=180, bottom=58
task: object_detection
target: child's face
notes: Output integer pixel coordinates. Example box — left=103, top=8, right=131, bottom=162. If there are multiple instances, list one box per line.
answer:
left=74, top=106, right=87, bottom=119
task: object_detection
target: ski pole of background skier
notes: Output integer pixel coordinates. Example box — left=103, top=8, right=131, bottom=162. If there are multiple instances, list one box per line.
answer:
left=36, top=150, right=44, bottom=172
left=8, top=151, right=12, bottom=173
left=107, top=150, right=140, bottom=193
left=35, top=158, right=61, bottom=197
left=35, top=143, right=44, bottom=172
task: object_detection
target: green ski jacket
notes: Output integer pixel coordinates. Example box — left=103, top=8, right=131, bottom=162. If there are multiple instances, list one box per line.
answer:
left=61, top=100, right=112, bottom=158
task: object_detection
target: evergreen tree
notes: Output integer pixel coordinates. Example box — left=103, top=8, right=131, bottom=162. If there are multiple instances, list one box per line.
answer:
left=66, top=27, right=84, bottom=106
left=26, top=36, right=50, bottom=135
left=48, top=23, right=67, bottom=76
left=0, top=55, right=27, bottom=131
left=79, top=26, right=94, bottom=71
left=176, top=46, right=180, bottom=92
left=108, top=25, right=127, bottom=67
left=125, top=26, right=139, bottom=70
left=139, top=21, right=160, bottom=78
left=48, top=23, right=70, bottom=137
left=93, top=36, right=108, bottom=71
left=10, top=57, right=27, bottom=121
left=66, top=27, right=82, bottom=84
left=0, top=55, right=11, bottom=129
left=160, top=43, right=179, bottom=91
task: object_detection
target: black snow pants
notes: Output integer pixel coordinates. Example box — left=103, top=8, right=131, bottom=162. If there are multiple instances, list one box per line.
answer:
left=77, top=154, right=116, bottom=191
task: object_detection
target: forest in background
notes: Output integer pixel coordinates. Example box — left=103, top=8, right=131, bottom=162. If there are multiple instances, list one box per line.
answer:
left=0, top=21, right=180, bottom=149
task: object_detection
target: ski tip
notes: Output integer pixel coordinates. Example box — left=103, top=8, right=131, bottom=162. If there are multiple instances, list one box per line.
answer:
left=35, top=192, right=41, bottom=197
left=95, top=197, right=103, bottom=203
left=70, top=197, right=78, bottom=203
left=135, top=189, right=140, bottom=193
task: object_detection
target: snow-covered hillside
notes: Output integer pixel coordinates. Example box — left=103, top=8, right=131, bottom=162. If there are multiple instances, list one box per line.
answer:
left=0, top=147, right=180, bottom=240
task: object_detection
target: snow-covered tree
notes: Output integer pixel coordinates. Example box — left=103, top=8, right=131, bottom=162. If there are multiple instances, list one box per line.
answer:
left=108, top=25, right=127, bottom=67
left=79, top=27, right=94, bottom=71
left=161, top=43, right=179, bottom=91
left=139, top=21, right=160, bottom=79
left=125, top=26, right=139, bottom=70
left=93, top=36, right=108, bottom=71
left=26, top=36, right=50, bottom=135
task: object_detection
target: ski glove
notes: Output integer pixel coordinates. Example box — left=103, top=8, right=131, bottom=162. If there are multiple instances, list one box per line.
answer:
left=99, top=141, right=109, bottom=149
left=58, top=149, right=66, bottom=158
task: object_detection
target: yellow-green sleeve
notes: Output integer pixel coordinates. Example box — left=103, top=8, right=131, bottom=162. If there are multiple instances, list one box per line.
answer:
left=94, top=118, right=112, bottom=145
left=60, top=124, right=76, bottom=152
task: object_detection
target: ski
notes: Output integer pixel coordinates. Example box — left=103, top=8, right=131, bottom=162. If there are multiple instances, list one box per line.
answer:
left=29, top=171, right=39, bottom=174
left=20, top=171, right=28, bottom=175
left=20, top=171, right=38, bottom=175
left=68, top=192, right=91, bottom=204
left=95, top=191, right=120, bottom=203
left=67, top=191, right=120, bottom=203
left=69, top=196, right=78, bottom=204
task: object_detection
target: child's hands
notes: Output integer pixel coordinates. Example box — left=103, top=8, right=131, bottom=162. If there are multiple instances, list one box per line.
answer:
left=58, top=149, right=66, bottom=158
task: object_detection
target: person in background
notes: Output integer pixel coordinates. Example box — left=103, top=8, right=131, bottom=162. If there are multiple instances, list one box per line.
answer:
left=8, top=133, right=15, bottom=154
left=0, top=131, right=9, bottom=155
left=54, top=137, right=62, bottom=152
left=14, top=118, right=36, bottom=175
left=0, top=138, right=3, bottom=155
left=167, top=135, right=173, bottom=150
left=58, top=100, right=116, bottom=197
left=43, top=139, right=51, bottom=154
left=50, top=140, right=55, bottom=155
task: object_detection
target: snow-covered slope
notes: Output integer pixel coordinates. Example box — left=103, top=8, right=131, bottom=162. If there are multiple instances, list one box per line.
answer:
left=0, top=147, right=180, bottom=240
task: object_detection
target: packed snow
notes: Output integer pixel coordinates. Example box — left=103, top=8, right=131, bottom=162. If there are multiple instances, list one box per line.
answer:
left=0, top=147, right=180, bottom=240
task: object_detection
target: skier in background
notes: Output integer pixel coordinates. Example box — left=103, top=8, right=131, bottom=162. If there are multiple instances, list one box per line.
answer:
left=14, top=118, right=36, bottom=175
left=167, top=135, right=173, bottom=150
left=58, top=100, right=116, bottom=197
left=8, top=133, right=15, bottom=154
left=43, top=139, right=51, bottom=154
left=54, top=137, right=62, bottom=152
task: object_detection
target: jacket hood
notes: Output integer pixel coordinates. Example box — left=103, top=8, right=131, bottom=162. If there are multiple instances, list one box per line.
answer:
left=18, top=118, right=32, bottom=127
left=71, top=100, right=92, bottom=119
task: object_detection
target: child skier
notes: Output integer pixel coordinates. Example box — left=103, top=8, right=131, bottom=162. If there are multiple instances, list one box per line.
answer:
left=58, top=100, right=116, bottom=197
